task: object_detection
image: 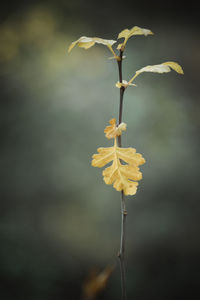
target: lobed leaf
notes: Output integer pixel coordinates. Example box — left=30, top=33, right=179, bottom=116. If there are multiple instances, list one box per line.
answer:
left=91, top=137, right=145, bottom=196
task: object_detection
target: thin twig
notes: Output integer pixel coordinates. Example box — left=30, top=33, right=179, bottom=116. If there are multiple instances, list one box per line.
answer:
left=118, top=192, right=127, bottom=300
left=117, top=50, right=125, bottom=147
left=117, top=50, right=127, bottom=300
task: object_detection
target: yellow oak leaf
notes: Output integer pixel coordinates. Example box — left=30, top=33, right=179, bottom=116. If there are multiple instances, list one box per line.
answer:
left=104, top=118, right=127, bottom=139
left=91, top=138, right=145, bottom=196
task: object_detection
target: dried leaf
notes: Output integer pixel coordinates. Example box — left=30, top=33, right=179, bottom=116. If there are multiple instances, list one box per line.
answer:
left=68, top=36, right=116, bottom=53
left=92, top=136, right=145, bottom=196
left=82, top=266, right=114, bottom=300
left=136, top=61, right=184, bottom=75
left=104, top=118, right=127, bottom=139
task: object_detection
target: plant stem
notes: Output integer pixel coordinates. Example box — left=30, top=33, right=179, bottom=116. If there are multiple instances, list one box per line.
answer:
left=117, top=50, right=125, bottom=147
left=119, top=192, right=127, bottom=300
left=117, top=50, right=127, bottom=300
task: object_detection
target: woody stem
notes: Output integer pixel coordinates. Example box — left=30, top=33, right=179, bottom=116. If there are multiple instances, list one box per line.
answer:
left=117, top=51, right=125, bottom=146
left=117, top=50, right=127, bottom=300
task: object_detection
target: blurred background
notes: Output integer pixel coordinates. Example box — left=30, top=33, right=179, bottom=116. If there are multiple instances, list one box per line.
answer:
left=0, top=0, right=200, bottom=299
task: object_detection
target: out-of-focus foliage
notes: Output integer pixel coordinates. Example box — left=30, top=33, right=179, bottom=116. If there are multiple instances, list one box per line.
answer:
left=82, top=265, right=114, bottom=300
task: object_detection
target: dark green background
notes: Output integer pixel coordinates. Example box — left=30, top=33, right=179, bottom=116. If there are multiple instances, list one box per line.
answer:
left=0, top=1, right=199, bottom=299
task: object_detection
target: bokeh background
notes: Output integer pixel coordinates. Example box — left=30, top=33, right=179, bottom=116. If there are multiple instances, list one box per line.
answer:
left=0, top=1, right=200, bottom=299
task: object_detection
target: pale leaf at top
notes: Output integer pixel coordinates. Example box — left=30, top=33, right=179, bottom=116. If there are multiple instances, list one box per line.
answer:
left=68, top=36, right=116, bottom=53
left=118, top=26, right=153, bottom=41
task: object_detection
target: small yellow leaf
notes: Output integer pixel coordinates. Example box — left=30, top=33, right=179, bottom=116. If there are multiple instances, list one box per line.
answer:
left=104, top=118, right=127, bottom=139
left=104, top=118, right=116, bottom=139
left=127, top=61, right=184, bottom=86
left=92, top=37, right=116, bottom=46
left=118, top=29, right=130, bottom=40
left=136, top=64, right=171, bottom=74
left=78, top=41, right=95, bottom=49
left=117, top=26, right=153, bottom=48
left=130, top=26, right=153, bottom=36
left=68, top=36, right=116, bottom=53
left=136, top=61, right=184, bottom=75
left=92, top=134, right=145, bottom=196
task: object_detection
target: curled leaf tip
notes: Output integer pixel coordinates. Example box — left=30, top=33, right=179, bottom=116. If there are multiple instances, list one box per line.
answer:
left=163, top=61, right=184, bottom=74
